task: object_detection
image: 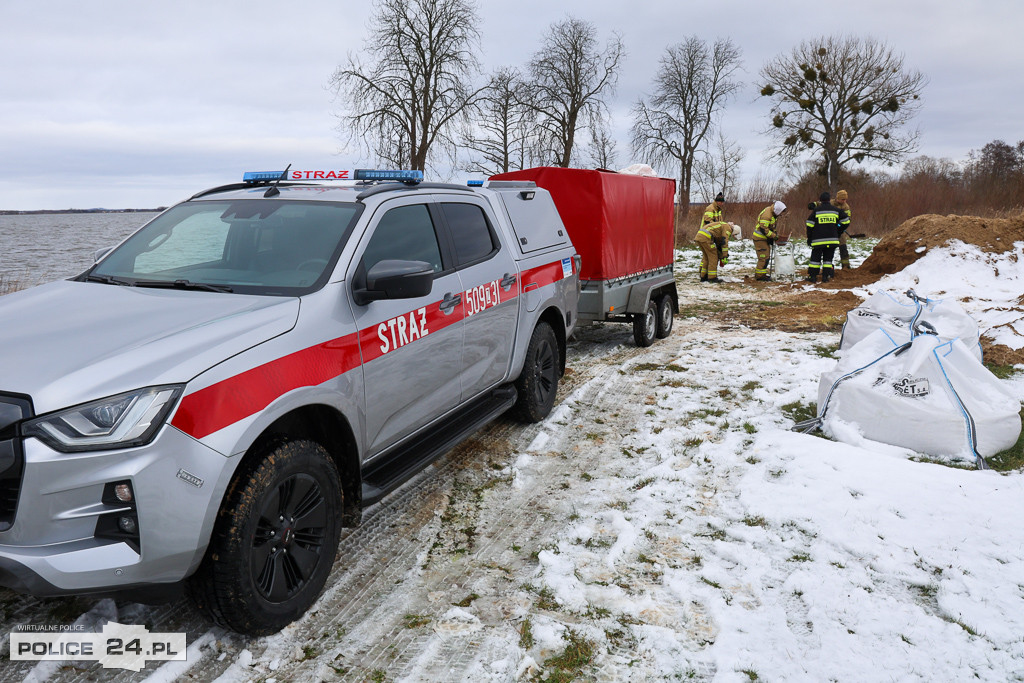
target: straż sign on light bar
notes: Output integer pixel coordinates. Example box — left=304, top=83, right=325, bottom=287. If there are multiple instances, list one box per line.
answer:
left=289, top=170, right=352, bottom=180
left=241, top=170, right=424, bottom=183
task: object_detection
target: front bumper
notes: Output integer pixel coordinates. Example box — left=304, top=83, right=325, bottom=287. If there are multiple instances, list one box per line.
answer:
left=0, top=426, right=238, bottom=595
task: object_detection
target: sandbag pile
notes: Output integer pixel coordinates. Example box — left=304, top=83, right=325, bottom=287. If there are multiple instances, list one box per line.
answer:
left=803, top=290, right=1021, bottom=467
left=840, top=289, right=983, bottom=361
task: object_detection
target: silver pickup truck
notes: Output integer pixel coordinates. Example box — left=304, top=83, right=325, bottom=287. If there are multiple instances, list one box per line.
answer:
left=0, top=169, right=579, bottom=635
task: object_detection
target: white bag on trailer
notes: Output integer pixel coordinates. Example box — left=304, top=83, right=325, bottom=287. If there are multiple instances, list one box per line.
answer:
left=840, top=289, right=982, bottom=361
left=817, top=328, right=1021, bottom=464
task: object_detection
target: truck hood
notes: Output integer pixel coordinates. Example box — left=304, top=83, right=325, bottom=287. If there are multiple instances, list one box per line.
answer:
left=0, top=280, right=299, bottom=415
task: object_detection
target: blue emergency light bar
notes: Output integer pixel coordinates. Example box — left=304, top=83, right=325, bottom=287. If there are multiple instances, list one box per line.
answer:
left=354, top=169, right=423, bottom=183
left=466, top=179, right=484, bottom=187
left=242, top=170, right=287, bottom=183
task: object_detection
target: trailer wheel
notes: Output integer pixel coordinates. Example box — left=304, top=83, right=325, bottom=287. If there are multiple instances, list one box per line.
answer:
left=633, top=300, right=658, bottom=347
left=514, top=321, right=560, bottom=422
left=656, top=295, right=675, bottom=339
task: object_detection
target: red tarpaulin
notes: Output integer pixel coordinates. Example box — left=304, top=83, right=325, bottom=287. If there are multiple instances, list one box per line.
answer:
left=490, top=167, right=675, bottom=281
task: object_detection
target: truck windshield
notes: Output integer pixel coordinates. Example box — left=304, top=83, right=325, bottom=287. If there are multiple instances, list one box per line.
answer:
left=86, top=199, right=362, bottom=296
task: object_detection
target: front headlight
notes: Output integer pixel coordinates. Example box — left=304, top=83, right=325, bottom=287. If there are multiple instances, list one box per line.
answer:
left=24, top=386, right=183, bottom=453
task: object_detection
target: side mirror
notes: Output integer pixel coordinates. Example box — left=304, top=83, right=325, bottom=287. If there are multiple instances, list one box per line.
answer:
left=353, top=259, right=434, bottom=305
left=94, top=247, right=114, bottom=263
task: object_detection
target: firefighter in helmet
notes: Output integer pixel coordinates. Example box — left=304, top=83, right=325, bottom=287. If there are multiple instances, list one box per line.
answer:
left=753, top=200, right=787, bottom=281
left=834, top=189, right=852, bottom=268
left=805, top=192, right=849, bottom=283
left=695, top=220, right=733, bottom=283
left=700, top=192, right=725, bottom=228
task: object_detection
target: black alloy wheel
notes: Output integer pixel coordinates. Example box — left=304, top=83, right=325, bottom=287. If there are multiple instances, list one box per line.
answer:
left=514, top=322, right=560, bottom=422
left=251, top=473, right=328, bottom=602
left=188, top=440, right=342, bottom=636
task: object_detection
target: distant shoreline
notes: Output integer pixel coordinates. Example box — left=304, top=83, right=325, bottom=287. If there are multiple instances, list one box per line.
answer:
left=0, top=208, right=165, bottom=216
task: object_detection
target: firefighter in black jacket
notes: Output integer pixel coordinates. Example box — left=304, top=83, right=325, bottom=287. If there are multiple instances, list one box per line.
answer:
left=805, top=192, right=850, bottom=283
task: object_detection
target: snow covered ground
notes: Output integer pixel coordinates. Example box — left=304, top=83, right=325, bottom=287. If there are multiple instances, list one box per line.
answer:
left=4, top=237, right=1024, bottom=682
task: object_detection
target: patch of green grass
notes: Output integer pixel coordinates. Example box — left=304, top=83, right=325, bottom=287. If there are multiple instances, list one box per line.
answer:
left=698, top=527, right=727, bottom=542
left=743, top=422, right=757, bottom=434
left=631, top=477, right=656, bottom=490
left=453, top=593, right=479, bottom=607
left=988, top=408, right=1024, bottom=472
left=699, top=576, right=721, bottom=589
left=685, top=407, right=726, bottom=421
left=741, top=380, right=762, bottom=392
left=947, top=617, right=980, bottom=637
left=985, top=362, right=1022, bottom=380
left=812, top=343, right=839, bottom=358
left=368, top=669, right=389, bottom=683
left=788, top=552, right=812, bottom=563
left=781, top=401, right=817, bottom=424
left=535, top=586, right=560, bottom=611
left=519, top=617, right=535, bottom=649
left=684, top=436, right=703, bottom=447
left=741, top=668, right=760, bottom=681
left=300, top=644, right=319, bottom=660
left=745, top=455, right=760, bottom=465
left=742, top=515, right=767, bottom=527
left=542, top=630, right=596, bottom=682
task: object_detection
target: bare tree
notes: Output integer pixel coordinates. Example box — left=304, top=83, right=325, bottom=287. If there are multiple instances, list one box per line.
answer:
left=630, top=37, right=742, bottom=222
left=693, top=131, right=743, bottom=203
left=329, top=0, right=485, bottom=171
left=523, top=17, right=625, bottom=168
left=461, top=68, right=539, bottom=176
left=759, top=35, right=927, bottom=189
left=583, top=120, right=619, bottom=170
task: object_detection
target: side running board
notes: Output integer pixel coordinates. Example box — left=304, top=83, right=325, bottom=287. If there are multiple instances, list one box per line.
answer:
left=360, top=385, right=518, bottom=506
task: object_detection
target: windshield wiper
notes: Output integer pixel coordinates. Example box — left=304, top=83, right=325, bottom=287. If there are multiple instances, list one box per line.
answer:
left=133, top=279, right=234, bottom=293
left=84, top=274, right=132, bottom=286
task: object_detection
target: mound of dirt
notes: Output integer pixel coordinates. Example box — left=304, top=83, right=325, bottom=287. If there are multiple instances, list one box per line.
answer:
left=860, top=214, right=1024, bottom=275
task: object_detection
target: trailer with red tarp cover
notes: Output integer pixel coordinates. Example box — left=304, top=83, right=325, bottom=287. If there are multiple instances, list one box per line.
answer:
left=489, top=167, right=678, bottom=347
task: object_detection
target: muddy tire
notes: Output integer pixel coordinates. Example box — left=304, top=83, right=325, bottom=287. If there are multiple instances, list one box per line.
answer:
left=656, top=295, right=675, bottom=339
left=633, top=300, right=658, bottom=347
left=188, top=440, right=342, bottom=636
left=514, top=321, right=560, bottom=423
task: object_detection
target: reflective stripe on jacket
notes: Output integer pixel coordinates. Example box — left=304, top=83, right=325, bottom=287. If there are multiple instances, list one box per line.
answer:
left=696, top=221, right=732, bottom=260
left=806, top=202, right=848, bottom=246
left=701, top=202, right=723, bottom=226
left=753, top=204, right=777, bottom=240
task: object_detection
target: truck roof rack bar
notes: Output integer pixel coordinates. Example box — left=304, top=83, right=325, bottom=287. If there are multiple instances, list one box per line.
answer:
left=190, top=183, right=254, bottom=199
left=485, top=181, right=538, bottom=189
left=356, top=182, right=476, bottom=201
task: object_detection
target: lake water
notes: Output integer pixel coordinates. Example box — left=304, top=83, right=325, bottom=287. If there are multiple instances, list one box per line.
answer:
left=0, top=212, right=158, bottom=289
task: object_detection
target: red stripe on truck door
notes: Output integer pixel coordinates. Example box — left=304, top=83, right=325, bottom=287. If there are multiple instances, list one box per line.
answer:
left=171, top=334, right=361, bottom=440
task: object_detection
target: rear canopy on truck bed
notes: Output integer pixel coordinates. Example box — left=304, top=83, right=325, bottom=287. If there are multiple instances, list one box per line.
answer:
left=490, top=167, right=676, bottom=281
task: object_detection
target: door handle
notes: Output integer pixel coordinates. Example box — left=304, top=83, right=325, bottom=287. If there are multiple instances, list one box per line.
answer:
left=500, top=273, right=517, bottom=290
left=440, top=292, right=461, bottom=314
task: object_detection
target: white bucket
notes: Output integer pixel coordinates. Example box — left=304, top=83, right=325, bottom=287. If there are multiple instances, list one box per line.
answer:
left=772, top=250, right=795, bottom=279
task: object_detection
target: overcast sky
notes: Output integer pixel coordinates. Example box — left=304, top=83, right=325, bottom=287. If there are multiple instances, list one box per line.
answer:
left=2, top=0, right=1020, bottom=210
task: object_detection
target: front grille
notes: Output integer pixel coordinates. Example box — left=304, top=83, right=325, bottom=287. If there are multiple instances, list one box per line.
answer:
left=0, top=439, right=23, bottom=530
left=0, top=393, right=33, bottom=531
